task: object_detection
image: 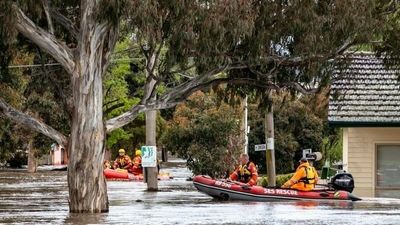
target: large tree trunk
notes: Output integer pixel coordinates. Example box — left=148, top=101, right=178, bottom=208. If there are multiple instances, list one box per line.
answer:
left=67, top=66, right=108, bottom=213
left=67, top=65, right=108, bottom=212
left=11, top=0, right=118, bottom=213
left=67, top=5, right=111, bottom=211
left=27, top=139, right=37, bottom=173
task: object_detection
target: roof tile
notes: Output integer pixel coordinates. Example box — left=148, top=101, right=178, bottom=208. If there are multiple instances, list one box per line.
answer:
left=328, top=52, right=400, bottom=125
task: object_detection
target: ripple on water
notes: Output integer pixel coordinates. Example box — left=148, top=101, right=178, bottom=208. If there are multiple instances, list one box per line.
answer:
left=1, top=168, right=400, bottom=225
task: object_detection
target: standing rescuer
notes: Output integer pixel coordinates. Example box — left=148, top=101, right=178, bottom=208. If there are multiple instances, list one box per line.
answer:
left=281, top=157, right=319, bottom=191
left=229, top=153, right=258, bottom=186
left=113, top=149, right=133, bottom=170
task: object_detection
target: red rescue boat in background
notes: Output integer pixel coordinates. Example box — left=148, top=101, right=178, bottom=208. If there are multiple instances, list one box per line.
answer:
left=103, top=168, right=172, bottom=181
left=193, top=175, right=361, bottom=201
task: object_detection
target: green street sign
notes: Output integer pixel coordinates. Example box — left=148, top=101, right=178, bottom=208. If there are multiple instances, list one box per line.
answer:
left=141, top=146, right=157, bottom=167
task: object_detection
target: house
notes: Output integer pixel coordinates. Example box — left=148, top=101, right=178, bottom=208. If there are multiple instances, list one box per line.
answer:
left=328, top=52, right=400, bottom=198
left=50, top=143, right=68, bottom=165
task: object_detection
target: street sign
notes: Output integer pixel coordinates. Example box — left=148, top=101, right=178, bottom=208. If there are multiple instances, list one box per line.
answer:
left=141, top=146, right=157, bottom=167
left=255, top=144, right=266, bottom=151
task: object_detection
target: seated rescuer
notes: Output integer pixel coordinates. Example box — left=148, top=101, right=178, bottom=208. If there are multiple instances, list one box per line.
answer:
left=129, top=149, right=143, bottom=175
left=229, top=153, right=258, bottom=186
left=103, top=160, right=112, bottom=169
left=282, top=157, right=319, bottom=191
left=113, top=149, right=133, bottom=170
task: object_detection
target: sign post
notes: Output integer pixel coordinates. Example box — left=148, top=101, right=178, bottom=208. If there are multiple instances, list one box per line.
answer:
left=141, top=146, right=157, bottom=167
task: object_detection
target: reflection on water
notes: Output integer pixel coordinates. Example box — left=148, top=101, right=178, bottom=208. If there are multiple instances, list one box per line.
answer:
left=1, top=167, right=400, bottom=225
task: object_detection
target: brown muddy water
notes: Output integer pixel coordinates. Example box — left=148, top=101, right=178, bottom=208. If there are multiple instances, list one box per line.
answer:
left=1, top=166, right=400, bottom=225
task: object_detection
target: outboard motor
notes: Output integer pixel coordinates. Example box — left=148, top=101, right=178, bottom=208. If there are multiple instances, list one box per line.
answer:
left=330, top=172, right=355, bottom=193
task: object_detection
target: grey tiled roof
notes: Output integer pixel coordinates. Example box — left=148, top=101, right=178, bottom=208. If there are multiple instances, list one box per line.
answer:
left=328, top=52, right=400, bottom=126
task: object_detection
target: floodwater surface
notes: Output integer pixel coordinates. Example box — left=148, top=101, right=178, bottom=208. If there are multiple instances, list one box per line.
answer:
left=1, top=165, right=400, bottom=225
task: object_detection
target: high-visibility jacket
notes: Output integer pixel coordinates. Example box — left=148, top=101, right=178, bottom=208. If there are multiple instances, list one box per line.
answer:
left=282, top=162, right=319, bottom=191
left=229, top=161, right=258, bottom=186
left=113, top=155, right=132, bottom=169
left=129, top=155, right=143, bottom=175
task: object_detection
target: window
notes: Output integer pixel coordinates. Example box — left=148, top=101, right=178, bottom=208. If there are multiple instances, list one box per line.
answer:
left=376, top=145, right=400, bottom=198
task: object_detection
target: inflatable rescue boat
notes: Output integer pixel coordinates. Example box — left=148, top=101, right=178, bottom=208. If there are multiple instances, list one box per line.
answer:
left=193, top=174, right=361, bottom=201
left=103, top=168, right=172, bottom=181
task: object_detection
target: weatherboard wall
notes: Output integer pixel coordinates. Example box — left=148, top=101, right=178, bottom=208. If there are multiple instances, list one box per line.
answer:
left=343, top=127, right=400, bottom=197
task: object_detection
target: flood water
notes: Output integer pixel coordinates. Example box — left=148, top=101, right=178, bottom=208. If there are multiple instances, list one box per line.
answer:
left=1, top=164, right=400, bottom=225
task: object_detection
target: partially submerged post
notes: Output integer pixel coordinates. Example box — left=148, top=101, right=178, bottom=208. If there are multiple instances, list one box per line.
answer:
left=265, top=103, right=276, bottom=186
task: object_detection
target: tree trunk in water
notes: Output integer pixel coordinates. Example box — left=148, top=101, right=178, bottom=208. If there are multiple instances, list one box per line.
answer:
left=67, top=68, right=108, bottom=212
left=27, top=139, right=37, bottom=173
left=265, top=105, right=276, bottom=186
left=67, top=22, right=109, bottom=211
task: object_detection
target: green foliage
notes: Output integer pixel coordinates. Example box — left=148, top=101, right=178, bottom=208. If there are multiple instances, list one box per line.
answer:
left=374, top=0, right=400, bottom=70
left=322, top=131, right=343, bottom=165
left=257, top=174, right=293, bottom=187
left=248, top=91, right=337, bottom=174
left=161, top=91, right=242, bottom=178
left=104, top=39, right=144, bottom=153
left=0, top=0, right=388, bottom=169
left=104, top=38, right=168, bottom=155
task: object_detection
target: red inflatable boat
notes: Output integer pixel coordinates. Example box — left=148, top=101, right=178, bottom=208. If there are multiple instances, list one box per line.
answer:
left=103, top=168, right=172, bottom=181
left=193, top=175, right=361, bottom=201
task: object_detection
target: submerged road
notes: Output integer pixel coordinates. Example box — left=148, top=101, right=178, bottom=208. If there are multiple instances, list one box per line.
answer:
left=0, top=165, right=400, bottom=225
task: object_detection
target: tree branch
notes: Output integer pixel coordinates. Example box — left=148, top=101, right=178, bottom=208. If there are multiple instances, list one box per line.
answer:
left=13, top=4, right=75, bottom=75
left=104, top=102, right=125, bottom=116
left=0, top=98, right=68, bottom=146
left=265, top=37, right=356, bottom=66
left=106, top=65, right=226, bottom=132
left=49, top=8, right=79, bottom=39
left=42, top=0, right=55, bottom=35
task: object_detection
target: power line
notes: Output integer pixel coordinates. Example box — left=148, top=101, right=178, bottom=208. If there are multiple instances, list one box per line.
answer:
left=8, top=63, right=61, bottom=69
left=7, top=58, right=143, bottom=69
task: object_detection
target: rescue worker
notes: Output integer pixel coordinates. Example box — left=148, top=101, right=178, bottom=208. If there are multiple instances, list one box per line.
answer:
left=113, top=149, right=132, bottom=170
left=228, top=153, right=258, bottom=186
left=103, top=160, right=112, bottom=170
left=129, top=149, right=143, bottom=175
left=281, top=157, right=319, bottom=191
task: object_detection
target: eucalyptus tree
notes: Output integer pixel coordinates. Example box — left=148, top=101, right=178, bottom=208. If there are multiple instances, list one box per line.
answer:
left=0, top=0, right=383, bottom=213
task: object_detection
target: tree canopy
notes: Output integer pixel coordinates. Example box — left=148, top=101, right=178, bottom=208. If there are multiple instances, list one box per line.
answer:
left=0, top=0, right=390, bottom=213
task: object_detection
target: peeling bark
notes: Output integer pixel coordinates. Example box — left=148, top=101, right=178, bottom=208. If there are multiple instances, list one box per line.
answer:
left=67, top=0, right=118, bottom=213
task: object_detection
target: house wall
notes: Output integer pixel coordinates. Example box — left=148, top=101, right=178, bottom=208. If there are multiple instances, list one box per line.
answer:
left=51, top=144, right=67, bottom=165
left=343, top=127, right=400, bottom=197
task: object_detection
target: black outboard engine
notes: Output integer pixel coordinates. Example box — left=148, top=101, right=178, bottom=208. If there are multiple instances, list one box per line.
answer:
left=330, top=172, right=355, bottom=193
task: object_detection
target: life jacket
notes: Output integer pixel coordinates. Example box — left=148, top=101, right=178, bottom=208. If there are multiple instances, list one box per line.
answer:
left=116, top=155, right=130, bottom=167
left=237, top=162, right=252, bottom=183
left=133, top=156, right=142, bottom=169
left=298, top=164, right=317, bottom=185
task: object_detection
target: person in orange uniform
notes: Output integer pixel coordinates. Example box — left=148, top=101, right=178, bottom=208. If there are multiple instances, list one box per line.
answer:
left=229, top=153, right=258, bottom=186
left=113, top=149, right=132, bottom=170
left=129, top=149, right=143, bottom=175
left=282, top=157, right=319, bottom=191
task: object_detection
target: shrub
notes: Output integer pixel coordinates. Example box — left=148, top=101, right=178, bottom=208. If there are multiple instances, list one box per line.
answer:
left=257, top=173, right=294, bottom=187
